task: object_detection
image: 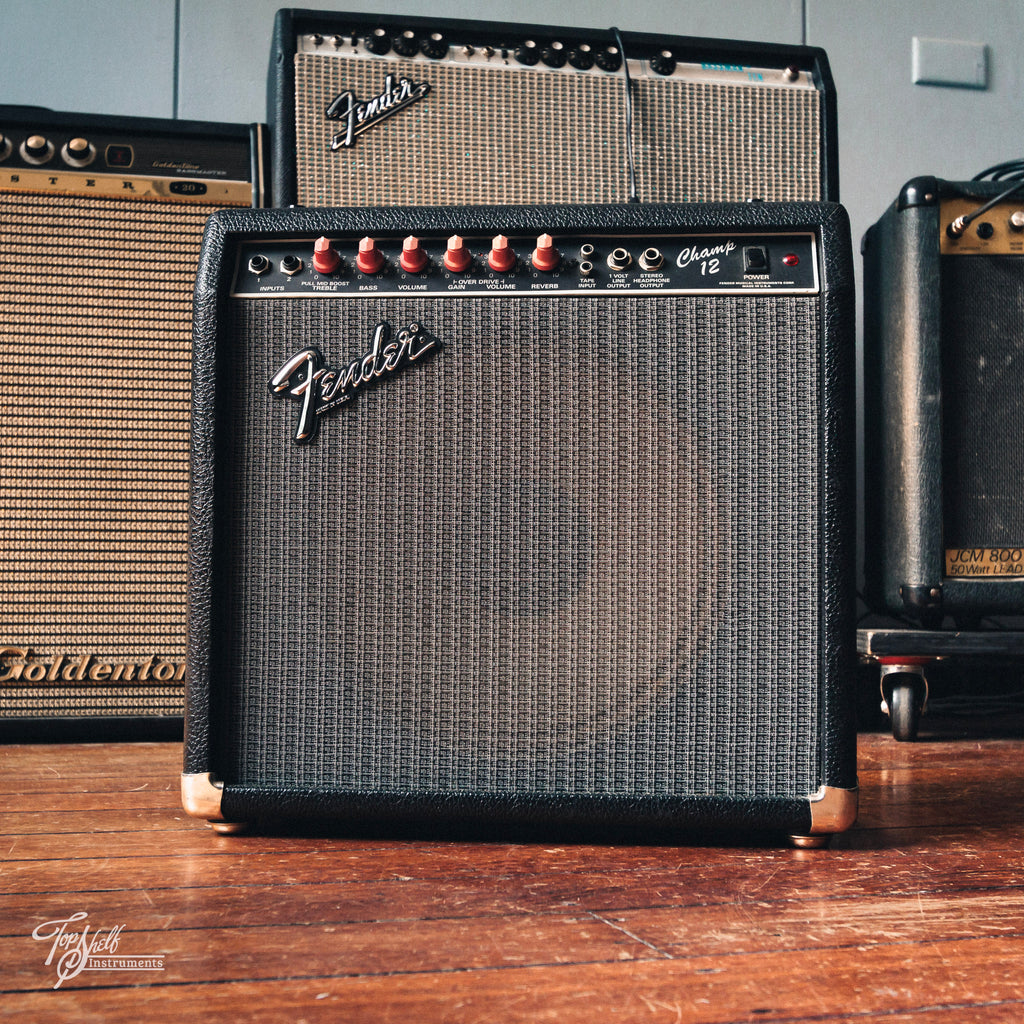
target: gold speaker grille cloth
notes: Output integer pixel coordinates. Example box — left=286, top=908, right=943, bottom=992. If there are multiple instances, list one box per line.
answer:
left=294, top=55, right=823, bottom=207
left=215, top=295, right=822, bottom=798
left=0, top=192, right=223, bottom=720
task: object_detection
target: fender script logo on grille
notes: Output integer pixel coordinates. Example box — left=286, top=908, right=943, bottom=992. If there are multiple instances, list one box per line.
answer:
left=269, top=322, right=440, bottom=443
left=325, top=75, right=432, bottom=149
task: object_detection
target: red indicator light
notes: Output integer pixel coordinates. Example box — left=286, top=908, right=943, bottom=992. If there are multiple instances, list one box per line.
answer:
left=783, top=253, right=800, bottom=267
left=105, top=144, right=134, bottom=167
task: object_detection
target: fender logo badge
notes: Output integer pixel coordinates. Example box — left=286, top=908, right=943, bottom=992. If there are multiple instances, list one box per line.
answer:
left=269, top=322, right=440, bottom=443
left=325, top=74, right=432, bottom=150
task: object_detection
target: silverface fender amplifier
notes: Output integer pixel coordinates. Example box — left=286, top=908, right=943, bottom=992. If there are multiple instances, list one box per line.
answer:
left=0, top=106, right=268, bottom=739
left=270, top=9, right=838, bottom=208
left=183, top=201, right=857, bottom=844
left=863, top=176, right=1024, bottom=626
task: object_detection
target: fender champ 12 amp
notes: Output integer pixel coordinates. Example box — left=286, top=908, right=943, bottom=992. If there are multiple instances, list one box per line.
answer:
left=183, top=201, right=857, bottom=845
left=0, top=107, right=267, bottom=740
left=270, top=9, right=838, bottom=208
left=863, top=176, right=1024, bottom=626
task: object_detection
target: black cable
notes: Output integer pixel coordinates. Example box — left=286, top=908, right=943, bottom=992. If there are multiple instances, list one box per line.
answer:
left=972, top=159, right=1024, bottom=182
left=610, top=26, right=639, bottom=203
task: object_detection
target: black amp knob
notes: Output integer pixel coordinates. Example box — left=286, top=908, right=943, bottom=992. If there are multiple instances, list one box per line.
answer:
left=541, top=41, right=568, bottom=68
left=62, top=136, right=97, bottom=168
left=514, top=41, right=541, bottom=66
left=567, top=44, right=594, bottom=70
left=594, top=46, right=623, bottom=72
left=363, top=28, right=390, bottom=55
left=392, top=30, right=418, bottom=57
left=420, top=32, right=448, bottom=59
left=650, top=49, right=677, bottom=76
left=21, top=134, right=55, bottom=164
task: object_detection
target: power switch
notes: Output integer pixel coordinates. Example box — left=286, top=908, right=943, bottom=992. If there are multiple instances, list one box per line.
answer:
left=743, top=246, right=769, bottom=275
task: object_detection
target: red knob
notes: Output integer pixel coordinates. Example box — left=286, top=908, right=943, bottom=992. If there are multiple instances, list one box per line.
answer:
left=356, top=236, right=385, bottom=274
left=312, top=236, right=341, bottom=274
left=399, top=235, right=429, bottom=274
left=531, top=233, right=560, bottom=272
left=488, top=234, right=516, bottom=272
left=444, top=234, right=472, bottom=272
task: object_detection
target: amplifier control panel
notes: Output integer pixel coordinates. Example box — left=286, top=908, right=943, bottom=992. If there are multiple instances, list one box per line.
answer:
left=296, top=29, right=818, bottom=92
left=939, top=197, right=1024, bottom=256
left=0, top=115, right=260, bottom=204
left=0, top=122, right=251, bottom=179
left=231, top=230, right=819, bottom=298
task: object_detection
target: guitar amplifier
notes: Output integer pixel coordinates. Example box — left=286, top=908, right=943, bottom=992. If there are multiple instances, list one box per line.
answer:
left=863, top=176, right=1024, bottom=625
left=270, top=9, right=838, bottom=208
left=0, top=106, right=268, bottom=739
left=183, top=200, right=857, bottom=844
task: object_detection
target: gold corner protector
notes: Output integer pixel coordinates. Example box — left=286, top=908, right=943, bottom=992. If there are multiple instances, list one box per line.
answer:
left=807, top=784, right=859, bottom=835
left=181, top=772, right=224, bottom=821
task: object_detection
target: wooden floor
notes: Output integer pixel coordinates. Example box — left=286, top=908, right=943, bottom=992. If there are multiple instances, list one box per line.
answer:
left=3, top=717, right=1024, bottom=1023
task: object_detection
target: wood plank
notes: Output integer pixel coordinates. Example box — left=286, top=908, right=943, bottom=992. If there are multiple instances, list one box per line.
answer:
left=5, top=791, right=181, bottom=816
left=612, top=890, right=1024, bottom=955
left=6, top=888, right=1023, bottom=989
left=5, top=826, right=1024, bottom=903
left=4, top=915, right=660, bottom=992
left=4, top=938, right=1024, bottom=1023
left=4, top=854, right=1024, bottom=942
left=1, top=742, right=181, bottom=777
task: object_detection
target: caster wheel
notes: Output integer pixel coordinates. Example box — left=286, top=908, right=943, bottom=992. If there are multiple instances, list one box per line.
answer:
left=887, top=673, right=924, bottom=742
